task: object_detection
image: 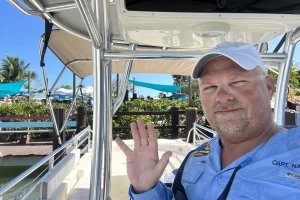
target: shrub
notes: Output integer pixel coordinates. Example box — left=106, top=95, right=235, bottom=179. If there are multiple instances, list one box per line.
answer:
left=0, top=99, right=204, bottom=141
left=112, top=99, right=203, bottom=139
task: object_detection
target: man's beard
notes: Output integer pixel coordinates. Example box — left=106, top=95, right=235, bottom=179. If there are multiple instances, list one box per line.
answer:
left=210, top=101, right=249, bottom=136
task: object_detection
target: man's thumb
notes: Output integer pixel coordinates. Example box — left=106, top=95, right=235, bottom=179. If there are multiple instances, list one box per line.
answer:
left=154, top=151, right=172, bottom=177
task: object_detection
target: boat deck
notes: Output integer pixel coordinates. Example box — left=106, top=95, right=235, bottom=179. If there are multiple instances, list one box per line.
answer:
left=67, top=139, right=196, bottom=200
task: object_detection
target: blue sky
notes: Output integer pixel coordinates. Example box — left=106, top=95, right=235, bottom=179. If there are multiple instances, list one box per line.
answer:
left=0, top=1, right=174, bottom=98
left=1, top=1, right=300, bottom=98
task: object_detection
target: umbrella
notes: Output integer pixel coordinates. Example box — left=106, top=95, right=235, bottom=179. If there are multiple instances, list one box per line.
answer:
left=50, top=91, right=82, bottom=99
left=14, top=92, right=30, bottom=97
left=82, top=86, right=93, bottom=94
left=57, top=88, right=73, bottom=93
left=50, top=91, right=68, bottom=95
left=168, top=93, right=189, bottom=100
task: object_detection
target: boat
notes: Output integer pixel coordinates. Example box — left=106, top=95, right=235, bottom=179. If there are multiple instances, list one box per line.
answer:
left=1, top=0, right=300, bottom=199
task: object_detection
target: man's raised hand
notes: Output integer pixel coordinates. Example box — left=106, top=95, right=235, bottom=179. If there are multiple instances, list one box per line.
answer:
left=115, top=119, right=172, bottom=193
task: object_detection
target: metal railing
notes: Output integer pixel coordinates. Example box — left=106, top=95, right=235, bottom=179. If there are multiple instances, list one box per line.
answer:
left=0, top=126, right=92, bottom=200
left=186, top=123, right=218, bottom=147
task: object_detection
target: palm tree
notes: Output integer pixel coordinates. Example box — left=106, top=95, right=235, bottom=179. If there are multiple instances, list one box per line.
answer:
left=0, top=55, right=37, bottom=83
left=268, top=66, right=300, bottom=89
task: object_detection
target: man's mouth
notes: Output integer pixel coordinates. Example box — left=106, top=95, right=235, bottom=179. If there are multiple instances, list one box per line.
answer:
left=214, top=108, right=241, bottom=113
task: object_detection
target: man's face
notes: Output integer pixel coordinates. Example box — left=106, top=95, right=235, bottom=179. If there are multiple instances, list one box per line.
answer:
left=199, top=56, right=274, bottom=142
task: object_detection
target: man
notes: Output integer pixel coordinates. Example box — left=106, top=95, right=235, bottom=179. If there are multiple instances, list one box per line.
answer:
left=86, top=96, right=93, bottom=106
left=116, top=42, right=300, bottom=199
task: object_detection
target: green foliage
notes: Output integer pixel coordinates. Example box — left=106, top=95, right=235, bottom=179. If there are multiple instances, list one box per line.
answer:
left=289, top=67, right=300, bottom=89
left=0, top=55, right=37, bottom=83
left=113, top=99, right=202, bottom=139
left=181, top=79, right=200, bottom=99
left=0, top=102, right=78, bottom=142
left=268, top=66, right=300, bottom=89
left=112, top=78, right=133, bottom=99
left=295, top=90, right=300, bottom=96
left=0, top=102, right=48, bottom=117
left=171, top=75, right=200, bottom=100
left=157, top=92, right=165, bottom=98
left=0, top=102, right=77, bottom=117
left=0, top=102, right=50, bottom=142
left=0, top=99, right=204, bottom=142
left=56, top=84, right=72, bottom=90
left=172, top=75, right=188, bottom=86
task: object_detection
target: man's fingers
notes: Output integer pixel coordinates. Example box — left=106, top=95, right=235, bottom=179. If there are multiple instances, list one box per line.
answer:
left=131, top=122, right=141, bottom=149
left=148, top=122, right=158, bottom=149
left=137, top=119, right=149, bottom=146
left=115, top=137, right=133, bottom=157
left=154, top=151, right=172, bottom=178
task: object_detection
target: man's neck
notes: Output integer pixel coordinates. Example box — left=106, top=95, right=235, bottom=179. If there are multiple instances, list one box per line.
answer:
left=220, top=123, right=285, bottom=169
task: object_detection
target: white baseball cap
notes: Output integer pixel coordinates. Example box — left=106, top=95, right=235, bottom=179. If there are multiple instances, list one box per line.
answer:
left=191, top=42, right=267, bottom=79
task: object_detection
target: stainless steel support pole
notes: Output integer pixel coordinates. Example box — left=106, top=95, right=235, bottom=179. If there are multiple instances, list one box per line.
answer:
left=274, top=31, right=295, bottom=125
left=291, top=27, right=300, bottom=44
left=88, top=1, right=109, bottom=198
left=89, top=47, right=104, bottom=200
left=74, top=0, right=106, bottom=199
left=74, top=0, right=102, bottom=47
left=49, top=64, right=68, bottom=92
left=45, top=2, right=77, bottom=12
left=8, top=0, right=38, bottom=15
left=113, top=44, right=137, bottom=114
left=102, top=0, right=112, bottom=196
left=103, top=62, right=112, bottom=200
left=41, top=67, right=62, bottom=145
left=59, top=79, right=84, bottom=133
left=104, top=51, right=286, bottom=62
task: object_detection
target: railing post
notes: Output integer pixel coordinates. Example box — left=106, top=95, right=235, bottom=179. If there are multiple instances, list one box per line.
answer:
left=185, top=108, right=197, bottom=143
left=170, top=107, right=179, bottom=139
left=25, top=114, right=31, bottom=144
left=53, top=109, right=60, bottom=151
left=59, top=108, right=67, bottom=143
left=74, top=134, right=79, bottom=149
left=88, top=130, right=91, bottom=151
left=193, top=123, right=197, bottom=147
left=76, top=106, right=87, bottom=134
left=49, top=157, right=54, bottom=171
left=53, top=108, right=66, bottom=164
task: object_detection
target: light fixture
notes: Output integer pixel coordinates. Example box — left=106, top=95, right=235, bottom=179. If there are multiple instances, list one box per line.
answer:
left=194, top=22, right=230, bottom=38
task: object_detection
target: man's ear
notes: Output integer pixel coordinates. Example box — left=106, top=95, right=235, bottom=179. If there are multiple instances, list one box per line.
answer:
left=265, top=76, right=275, bottom=99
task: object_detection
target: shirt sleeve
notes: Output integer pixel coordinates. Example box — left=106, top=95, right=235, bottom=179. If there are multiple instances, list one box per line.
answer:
left=128, top=181, right=173, bottom=200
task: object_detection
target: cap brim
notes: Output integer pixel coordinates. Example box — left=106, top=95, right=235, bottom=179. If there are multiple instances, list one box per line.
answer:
left=191, top=53, right=221, bottom=79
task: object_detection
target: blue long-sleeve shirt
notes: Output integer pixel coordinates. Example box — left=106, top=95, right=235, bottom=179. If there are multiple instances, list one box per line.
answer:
left=129, top=126, right=300, bottom=199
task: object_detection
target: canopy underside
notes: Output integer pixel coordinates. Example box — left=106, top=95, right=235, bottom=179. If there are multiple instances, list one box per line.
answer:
left=46, top=30, right=201, bottom=78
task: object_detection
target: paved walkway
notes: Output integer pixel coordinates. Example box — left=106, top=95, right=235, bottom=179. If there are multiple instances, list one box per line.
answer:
left=0, top=142, right=52, bottom=157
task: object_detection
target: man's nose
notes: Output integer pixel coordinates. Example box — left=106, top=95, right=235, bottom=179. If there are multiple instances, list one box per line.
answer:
left=215, top=87, right=234, bottom=103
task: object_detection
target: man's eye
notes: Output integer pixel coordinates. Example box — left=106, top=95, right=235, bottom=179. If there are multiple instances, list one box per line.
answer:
left=203, top=86, right=216, bottom=91
left=232, top=81, right=246, bottom=86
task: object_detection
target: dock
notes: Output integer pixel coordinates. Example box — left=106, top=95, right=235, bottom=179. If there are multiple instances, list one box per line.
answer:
left=0, top=142, right=52, bottom=166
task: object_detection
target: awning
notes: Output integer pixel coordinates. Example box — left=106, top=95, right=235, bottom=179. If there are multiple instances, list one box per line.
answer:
left=44, top=30, right=201, bottom=79
left=129, top=80, right=183, bottom=93
left=0, top=80, right=27, bottom=97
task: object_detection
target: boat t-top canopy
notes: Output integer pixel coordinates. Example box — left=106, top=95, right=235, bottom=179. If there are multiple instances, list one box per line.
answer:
left=4, top=1, right=300, bottom=200
left=43, top=29, right=288, bottom=79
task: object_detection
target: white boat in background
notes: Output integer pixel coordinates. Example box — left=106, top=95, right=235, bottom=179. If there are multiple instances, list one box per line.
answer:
left=1, top=0, right=300, bottom=199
